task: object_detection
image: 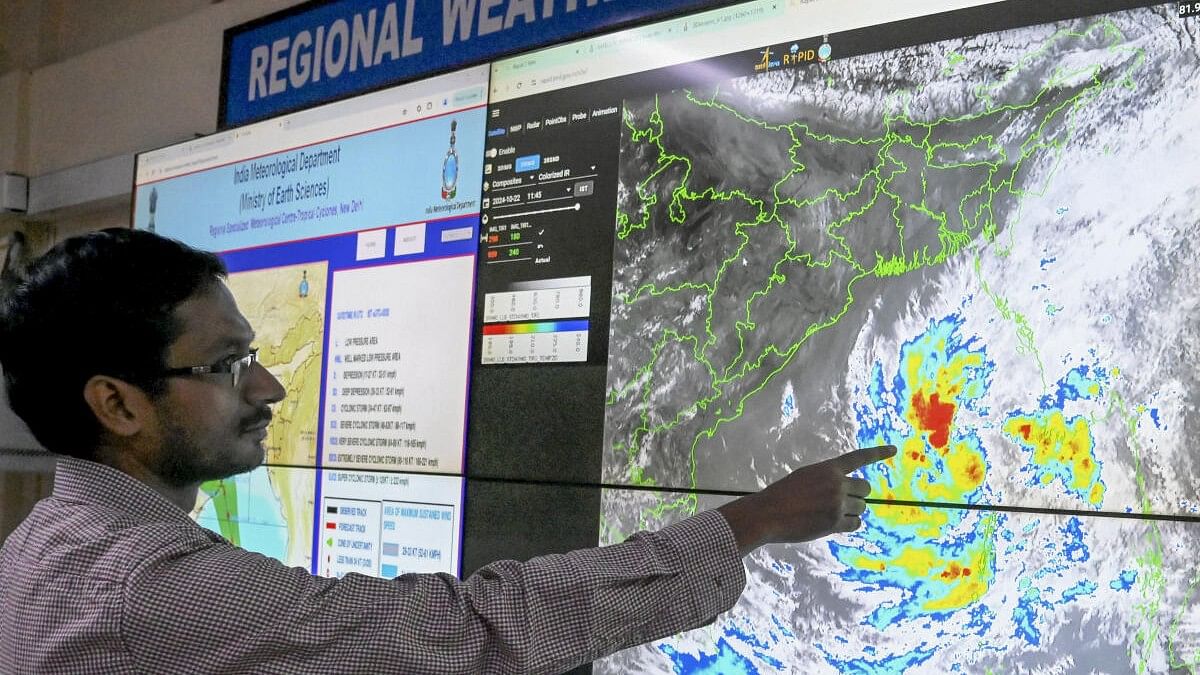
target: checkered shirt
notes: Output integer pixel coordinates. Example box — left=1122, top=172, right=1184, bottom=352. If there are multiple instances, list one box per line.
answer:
left=0, top=458, right=745, bottom=674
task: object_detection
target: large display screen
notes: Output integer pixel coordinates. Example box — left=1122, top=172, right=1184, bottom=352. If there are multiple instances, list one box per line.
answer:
left=133, top=65, right=489, bottom=578
left=485, top=0, right=1200, bottom=671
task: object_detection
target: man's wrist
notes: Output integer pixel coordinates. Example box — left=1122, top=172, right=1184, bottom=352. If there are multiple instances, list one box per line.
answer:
left=716, top=495, right=769, bottom=557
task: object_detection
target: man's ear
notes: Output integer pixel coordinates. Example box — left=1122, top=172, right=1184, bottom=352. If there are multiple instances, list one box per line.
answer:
left=82, top=375, right=156, bottom=438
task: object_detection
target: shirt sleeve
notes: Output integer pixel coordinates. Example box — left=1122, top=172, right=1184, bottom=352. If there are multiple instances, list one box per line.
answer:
left=121, top=509, right=746, bottom=675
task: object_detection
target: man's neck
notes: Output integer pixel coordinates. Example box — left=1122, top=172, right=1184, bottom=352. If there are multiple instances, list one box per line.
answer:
left=126, top=471, right=200, bottom=513
left=93, top=447, right=199, bottom=512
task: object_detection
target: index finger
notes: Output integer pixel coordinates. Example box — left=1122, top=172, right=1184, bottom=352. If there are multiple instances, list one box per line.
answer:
left=828, top=445, right=896, bottom=474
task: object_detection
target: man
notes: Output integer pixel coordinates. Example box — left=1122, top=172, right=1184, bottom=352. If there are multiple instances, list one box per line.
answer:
left=0, top=227, right=894, bottom=673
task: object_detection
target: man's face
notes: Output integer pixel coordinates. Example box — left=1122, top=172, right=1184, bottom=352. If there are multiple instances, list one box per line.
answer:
left=150, top=281, right=286, bottom=486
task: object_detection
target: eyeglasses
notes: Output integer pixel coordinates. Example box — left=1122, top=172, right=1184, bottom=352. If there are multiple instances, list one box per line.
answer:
left=159, top=348, right=260, bottom=388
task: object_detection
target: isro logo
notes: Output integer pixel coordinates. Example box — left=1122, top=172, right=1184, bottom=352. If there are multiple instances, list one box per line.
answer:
left=755, top=38, right=833, bottom=72
left=754, top=47, right=780, bottom=72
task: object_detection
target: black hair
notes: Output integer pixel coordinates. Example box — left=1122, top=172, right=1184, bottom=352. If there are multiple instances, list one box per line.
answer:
left=0, top=227, right=226, bottom=458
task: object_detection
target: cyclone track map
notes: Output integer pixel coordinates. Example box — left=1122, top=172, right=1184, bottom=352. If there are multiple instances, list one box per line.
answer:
left=599, top=5, right=1200, bottom=673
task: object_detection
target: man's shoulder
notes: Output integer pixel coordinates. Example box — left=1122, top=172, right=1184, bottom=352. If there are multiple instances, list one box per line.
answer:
left=2, top=495, right=219, bottom=584
left=0, top=498, right=225, bottom=674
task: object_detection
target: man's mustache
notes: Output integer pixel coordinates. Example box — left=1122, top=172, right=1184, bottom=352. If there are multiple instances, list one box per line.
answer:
left=240, top=407, right=272, bottom=430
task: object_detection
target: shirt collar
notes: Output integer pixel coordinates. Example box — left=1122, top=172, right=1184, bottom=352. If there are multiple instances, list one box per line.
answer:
left=52, top=456, right=196, bottom=525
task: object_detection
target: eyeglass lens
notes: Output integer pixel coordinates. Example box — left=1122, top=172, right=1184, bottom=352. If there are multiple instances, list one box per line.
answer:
left=232, top=352, right=254, bottom=388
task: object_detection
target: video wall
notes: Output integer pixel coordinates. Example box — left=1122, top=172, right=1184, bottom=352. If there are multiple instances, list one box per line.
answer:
left=133, top=0, right=1200, bottom=672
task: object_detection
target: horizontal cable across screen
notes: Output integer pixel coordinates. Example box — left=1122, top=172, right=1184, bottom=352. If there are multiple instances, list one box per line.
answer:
left=257, top=460, right=1200, bottom=524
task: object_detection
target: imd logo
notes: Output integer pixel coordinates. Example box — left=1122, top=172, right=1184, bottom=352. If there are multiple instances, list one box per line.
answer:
left=441, top=120, right=459, bottom=200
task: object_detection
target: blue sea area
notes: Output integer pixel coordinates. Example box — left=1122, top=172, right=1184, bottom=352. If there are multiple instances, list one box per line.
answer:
left=1061, top=518, right=1090, bottom=563
left=818, top=642, right=936, bottom=674
left=1109, top=569, right=1138, bottom=591
left=196, top=466, right=289, bottom=562
left=660, top=637, right=759, bottom=674
left=1060, top=579, right=1098, bottom=602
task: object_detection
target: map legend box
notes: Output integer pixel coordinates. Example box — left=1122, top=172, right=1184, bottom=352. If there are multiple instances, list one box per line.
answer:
left=322, top=257, right=473, bottom=473
left=318, top=470, right=462, bottom=579
left=482, top=276, right=591, bottom=323
left=380, top=501, right=457, bottom=575
left=320, top=497, right=381, bottom=579
left=481, top=320, right=588, bottom=364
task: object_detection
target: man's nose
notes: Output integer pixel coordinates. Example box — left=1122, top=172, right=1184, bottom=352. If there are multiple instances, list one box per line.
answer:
left=244, top=360, right=286, bottom=405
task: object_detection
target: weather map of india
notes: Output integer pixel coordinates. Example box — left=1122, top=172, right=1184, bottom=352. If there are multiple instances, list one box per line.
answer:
left=598, top=3, right=1200, bottom=673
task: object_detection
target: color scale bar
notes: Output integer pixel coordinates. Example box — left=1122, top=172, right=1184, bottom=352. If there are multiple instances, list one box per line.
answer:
left=482, top=320, right=589, bottom=335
